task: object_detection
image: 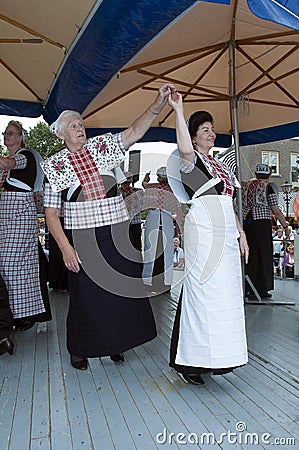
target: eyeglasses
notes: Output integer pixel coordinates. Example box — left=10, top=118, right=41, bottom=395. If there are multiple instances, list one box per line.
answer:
left=2, top=131, right=21, bottom=136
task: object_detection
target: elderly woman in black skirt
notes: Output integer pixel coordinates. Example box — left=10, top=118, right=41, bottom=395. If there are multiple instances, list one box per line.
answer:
left=42, top=83, right=174, bottom=370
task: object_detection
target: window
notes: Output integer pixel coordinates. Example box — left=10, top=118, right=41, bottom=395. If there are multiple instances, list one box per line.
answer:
left=290, top=153, right=299, bottom=183
left=262, top=151, right=279, bottom=175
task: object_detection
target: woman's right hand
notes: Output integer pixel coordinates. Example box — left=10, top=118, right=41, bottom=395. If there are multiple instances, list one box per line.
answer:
left=62, top=243, right=82, bottom=273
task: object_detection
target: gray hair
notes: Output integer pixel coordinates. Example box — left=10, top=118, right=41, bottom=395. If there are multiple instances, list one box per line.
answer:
left=50, top=110, right=82, bottom=137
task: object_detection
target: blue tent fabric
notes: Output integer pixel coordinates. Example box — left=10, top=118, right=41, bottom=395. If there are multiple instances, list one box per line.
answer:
left=1, top=0, right=298, bottom=146
left=44, top=0, right=229, bottom=124
left=247, top=0, right=299, bottom=31
left=239, top=120, right=299, bottom=146
left=86, top=127, right=232, bottom=147
left=0, top=99, right=43, bottom=118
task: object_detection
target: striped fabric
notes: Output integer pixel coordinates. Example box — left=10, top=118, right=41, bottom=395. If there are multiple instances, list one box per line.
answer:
left=63, top=196, right=129, bottom=229
left=68, top=148, right=107, bottom=201
left=242, top=179, right=278, bottom=220
left=0, top=153, right=28, bottom=187
left=44, top=185, right=129, bottom=229
left=216, top=146, right=236, bottom=174
left=200, top=154, right=235, bottom=197
left=119, top=184, right=143, bottom=224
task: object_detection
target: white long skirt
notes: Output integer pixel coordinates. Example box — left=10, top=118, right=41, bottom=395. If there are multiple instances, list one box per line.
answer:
left=176, top=195, right=248, bottom=368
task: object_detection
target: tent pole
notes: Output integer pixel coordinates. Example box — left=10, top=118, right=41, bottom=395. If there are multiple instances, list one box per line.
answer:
left=228, top=40, right=248, bottom=297
left=228, top=41, right=242, bottom=220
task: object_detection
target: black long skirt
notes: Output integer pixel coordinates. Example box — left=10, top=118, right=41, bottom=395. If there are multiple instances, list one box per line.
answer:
left=244, top=219, right=273, bottom=296
left=48, top=218, right=68, bottom=291
left=0, top=273, right=13, bottom=340
left=65, top=222, right=157, bottom=357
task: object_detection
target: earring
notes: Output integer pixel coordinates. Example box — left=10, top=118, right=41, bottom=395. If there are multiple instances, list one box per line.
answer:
left=61, top=139, right=64, bottom=145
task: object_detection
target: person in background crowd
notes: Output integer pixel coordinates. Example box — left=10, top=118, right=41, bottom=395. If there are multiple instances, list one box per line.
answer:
left=167, top=90, right=248, bottom=386
left=281, top=242, right=295, bottom=278
left=0, top=120, right=51, bottom=333
left=41, top=83, right=174, bottom=370
left=242, top=164, right=290, bottom=299
left=0, top=273, right=13, bottom=356
left=273, top=227, right=284, bottom=276
left=142, top=166, right=178, bottom=294
left=173, top=237, right=184, bottom=269
left=119, top=171, right=143, bottom=253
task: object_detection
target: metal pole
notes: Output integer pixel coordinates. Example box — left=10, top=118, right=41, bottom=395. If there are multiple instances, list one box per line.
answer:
left=228, top=41, right=242, bottom=220
left=228, top=41, right=247, bottom=296
left=286, top=192, right=289, bottom=221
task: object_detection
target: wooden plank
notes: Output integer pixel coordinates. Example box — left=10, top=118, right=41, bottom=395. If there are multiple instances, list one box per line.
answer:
left=1, top=279, right=298, bottom=450
left=31, top=323, right=50, bottom=443
left=86, top=358, right=137, bottom=450
left=142, top=341, right=244, bottom=450
left=237, top=364, right=299, bottom=428
left=248, top=353, right=299, bottom=396
left=0, top=339, right=24, bottom=450
left=30, top=437, right=51, bottom=450
left=101, top=357, right=157, bottom=449
left=204, top=374, right=297, bottom=449
left=133, top=344, right=236, bottom=450
left=8, top=329, right=36, bottom=450
left=47, top=295, right=73, bottom=450
left=106, top=350, right=179, bottom=450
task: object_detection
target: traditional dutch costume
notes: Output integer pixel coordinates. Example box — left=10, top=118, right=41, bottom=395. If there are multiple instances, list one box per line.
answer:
left=42, top=133, right=156, bottom=358
left=0, top=149, right=51, bottom=323
left=167, top=150, right=248, bottom=375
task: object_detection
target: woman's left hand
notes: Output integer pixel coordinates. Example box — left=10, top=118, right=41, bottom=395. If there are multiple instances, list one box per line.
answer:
left=153, top=83, right=176, bottom=111
left=239, top=232, right=249, bottom=264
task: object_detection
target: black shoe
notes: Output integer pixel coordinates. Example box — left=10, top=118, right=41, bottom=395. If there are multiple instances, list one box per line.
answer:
left=71, top=355, right=88, bottom=370
left=0, top=338, right=14, bottom=356
left=177, top=372, right=204, bottom=385
left=110, top=353, right=125, bottom=363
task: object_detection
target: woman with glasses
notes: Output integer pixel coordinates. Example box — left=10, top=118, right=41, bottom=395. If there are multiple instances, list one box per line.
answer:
left=0, top=120, right=51, bottom=336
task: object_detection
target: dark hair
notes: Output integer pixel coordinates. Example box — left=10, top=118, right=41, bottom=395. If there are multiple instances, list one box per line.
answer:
left=188, top=111, right=214, bottom=139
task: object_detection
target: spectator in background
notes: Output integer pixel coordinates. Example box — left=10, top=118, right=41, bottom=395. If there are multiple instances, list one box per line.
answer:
left=273, top=227, right=284, bottom=276
left=282, top=242, right=295, bottom=278
left=142, top=167, right=178, bottom=294
left=173, top=237, right=184, bottom=269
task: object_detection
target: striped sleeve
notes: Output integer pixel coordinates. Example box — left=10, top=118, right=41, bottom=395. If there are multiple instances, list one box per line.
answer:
left=44, top=183, right=62, bottom=209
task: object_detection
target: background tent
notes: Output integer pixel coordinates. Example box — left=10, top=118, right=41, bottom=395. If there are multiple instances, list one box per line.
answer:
left=1, top=0, right=298, bottom=147
left=0, top=0, right=227, bottom=123
left=80, top=0, right=299, bottom=147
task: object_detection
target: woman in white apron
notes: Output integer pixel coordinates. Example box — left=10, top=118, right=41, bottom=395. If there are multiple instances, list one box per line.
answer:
left=167, top=92, right=249, bottom=385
